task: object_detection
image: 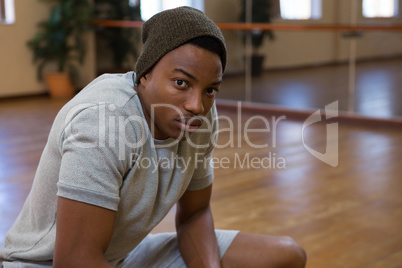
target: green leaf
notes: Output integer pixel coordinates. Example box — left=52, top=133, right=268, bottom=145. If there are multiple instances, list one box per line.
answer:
left=26, top=0, right=93, bottom=83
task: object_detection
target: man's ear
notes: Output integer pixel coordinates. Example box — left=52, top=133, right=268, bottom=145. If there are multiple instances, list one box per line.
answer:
left=140, top=73, right=149, bottom=87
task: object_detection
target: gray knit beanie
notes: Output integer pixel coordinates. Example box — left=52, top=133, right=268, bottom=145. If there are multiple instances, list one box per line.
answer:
left=134, top=6, right=226, bottom=84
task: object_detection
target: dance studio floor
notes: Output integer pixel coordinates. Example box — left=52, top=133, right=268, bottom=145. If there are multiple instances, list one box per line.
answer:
left=219, top=57, right=402, bottom=120
left=1, top=95, right=401, bottom=267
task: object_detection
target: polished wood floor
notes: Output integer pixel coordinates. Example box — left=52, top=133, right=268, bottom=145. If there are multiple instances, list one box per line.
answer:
left=219, top=57, right=402, bottom=120
left=1, top=97, right=402, bottom=267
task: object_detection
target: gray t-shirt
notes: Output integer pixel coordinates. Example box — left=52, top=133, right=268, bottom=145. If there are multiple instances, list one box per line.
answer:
left=0, top=72, right=217, bottom=266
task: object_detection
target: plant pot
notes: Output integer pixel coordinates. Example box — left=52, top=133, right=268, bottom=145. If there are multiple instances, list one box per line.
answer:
left=45, top=72, right=76, bottom=98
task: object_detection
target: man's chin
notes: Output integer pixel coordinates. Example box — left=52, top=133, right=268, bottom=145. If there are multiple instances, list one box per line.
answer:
left=171, top=131, right=195, bottom=141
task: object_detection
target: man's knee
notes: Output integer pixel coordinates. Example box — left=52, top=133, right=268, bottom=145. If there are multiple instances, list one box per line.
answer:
left=222, top=232, right=306, bottom=268
left=272, top=236, right=307, bottom=268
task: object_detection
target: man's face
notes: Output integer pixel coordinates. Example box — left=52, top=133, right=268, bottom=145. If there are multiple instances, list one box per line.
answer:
left=137, top=43, right=222, bottom=140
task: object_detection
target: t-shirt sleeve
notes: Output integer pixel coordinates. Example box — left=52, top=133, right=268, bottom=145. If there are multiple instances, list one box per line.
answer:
left=57, top=104, right=135, bottom=211
left=186, top=104, right=218, bottom=191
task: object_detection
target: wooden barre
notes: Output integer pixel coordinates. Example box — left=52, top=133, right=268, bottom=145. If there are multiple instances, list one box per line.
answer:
left=92, top=20, right=402, bottom=32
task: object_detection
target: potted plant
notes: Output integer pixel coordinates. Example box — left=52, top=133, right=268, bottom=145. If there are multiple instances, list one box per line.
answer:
left=240, top=0, right=275, bottom=76
left=94, top=0, right=142, bottom=74
left=27, top=0, right=93, bottom=98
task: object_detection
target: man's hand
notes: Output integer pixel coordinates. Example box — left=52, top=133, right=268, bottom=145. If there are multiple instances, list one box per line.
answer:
left=176, top=184, right=221, bottom=268
left=53, top=197, right=115, bottom=268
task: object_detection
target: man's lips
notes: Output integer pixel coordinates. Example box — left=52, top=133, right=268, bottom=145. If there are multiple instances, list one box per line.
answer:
left=175, top=117, right=203, bottom=131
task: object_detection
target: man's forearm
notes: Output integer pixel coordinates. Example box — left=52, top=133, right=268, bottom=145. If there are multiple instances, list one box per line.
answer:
left=176, top=206, right=221, bottom=268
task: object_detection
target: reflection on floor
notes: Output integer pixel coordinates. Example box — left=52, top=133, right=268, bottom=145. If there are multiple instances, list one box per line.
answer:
left=219, top=57, right=402, bottom=119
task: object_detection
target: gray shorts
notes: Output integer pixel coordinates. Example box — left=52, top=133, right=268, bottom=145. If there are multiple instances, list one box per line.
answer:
left=1, top=230, right=239, bottom=268
left=119, top=230, right=239, bottom=268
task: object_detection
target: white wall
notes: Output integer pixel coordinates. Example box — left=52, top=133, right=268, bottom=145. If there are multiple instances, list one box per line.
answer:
left=0, top=1, right=96, bottom=98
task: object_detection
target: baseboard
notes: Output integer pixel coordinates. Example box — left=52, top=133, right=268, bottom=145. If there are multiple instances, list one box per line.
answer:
left=0, top=92, right=49, bottom=102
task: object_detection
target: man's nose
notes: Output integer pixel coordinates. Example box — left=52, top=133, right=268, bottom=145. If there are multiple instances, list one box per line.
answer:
left=184, top=90, right=204, bottom=115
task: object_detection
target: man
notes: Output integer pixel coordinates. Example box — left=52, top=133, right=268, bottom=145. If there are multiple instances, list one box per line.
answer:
left=0, top=7, right=306, bottom=268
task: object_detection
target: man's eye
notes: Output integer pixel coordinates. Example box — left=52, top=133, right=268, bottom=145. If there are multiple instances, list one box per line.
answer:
left=206, top=88, right=218, bottom=96
left=175, top=80, right=187, bottom=87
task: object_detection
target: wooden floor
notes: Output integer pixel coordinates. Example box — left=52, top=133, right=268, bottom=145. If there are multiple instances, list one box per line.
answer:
left=1, top=97, right=402, bottom=267
left=219, top=57, right=402, bottom=119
